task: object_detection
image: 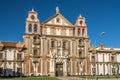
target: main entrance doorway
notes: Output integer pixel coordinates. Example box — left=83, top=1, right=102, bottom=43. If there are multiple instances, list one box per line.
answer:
left=56, top=63, right=63, bottom=76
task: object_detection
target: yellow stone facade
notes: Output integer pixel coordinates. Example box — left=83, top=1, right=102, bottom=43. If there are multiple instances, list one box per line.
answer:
left=0, top=7, right=120, bottom=77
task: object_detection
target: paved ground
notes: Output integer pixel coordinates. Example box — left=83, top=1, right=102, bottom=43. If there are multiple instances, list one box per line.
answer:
left=57, top=77, right=83, bottom=80
left=57, top=77, right=120, bottom=80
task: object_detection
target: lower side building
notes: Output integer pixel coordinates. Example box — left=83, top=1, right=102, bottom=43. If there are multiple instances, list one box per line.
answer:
left=89, top=44, right=120, bottom=76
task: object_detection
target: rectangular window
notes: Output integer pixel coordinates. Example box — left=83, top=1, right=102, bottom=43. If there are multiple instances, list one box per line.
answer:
left=79, top=40, right=83, bottom=45
left=56, top=29, right=61, bottom=35
left=73, top=29, right=75, bottom=36
left=66, top=29, right=69, bottom=36
left=92, top=68, right=96, bottom=75
left=0, top=67, right=3, bottom=74
left=79, top=51, right=82, bottom=57
left=111, top=56, right=114, bottom=62
left=112, top=68, right=115, bottom=75
left=56, top=18, right=60, bottom=23
left=51, top=41, right=55, bottom=48
left=63, top=42, right=66, bottom=49
left=91, top=56, right=95, bottom=62
left=17, top=68, right=22, bottom=74
left=0, top=53, right=3, bottom=59
left=78, top=28, right=80, bottom=36
left=17, top=54, right=22, bottom=60
left=47, top=28, right=50, bottom=35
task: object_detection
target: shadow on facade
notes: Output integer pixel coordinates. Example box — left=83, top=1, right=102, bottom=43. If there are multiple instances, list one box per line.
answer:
left=0, top=68, right=24, bottom=77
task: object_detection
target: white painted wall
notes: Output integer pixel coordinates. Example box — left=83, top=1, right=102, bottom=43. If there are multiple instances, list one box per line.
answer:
left=105, top=64, right=108, bottom=75
left=6, top=49, right=14, bottom=60
left=47, top=17, right=69, bottom=26
left=66, top=29, right=69, bottom=36
left=117, top=54, right=120, bottom=62
left=104, top=53, right=109, bottom=62
left=98, top=53, right=103, bottom=62
left=56, top=29, right=61, bottom=35
left=47, top=28, right=50, bottom=35
left=99, top=64, right=103, bottom=75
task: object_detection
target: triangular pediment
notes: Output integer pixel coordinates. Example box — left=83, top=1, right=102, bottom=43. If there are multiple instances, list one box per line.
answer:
left=42, top=13, right=73, bottom=26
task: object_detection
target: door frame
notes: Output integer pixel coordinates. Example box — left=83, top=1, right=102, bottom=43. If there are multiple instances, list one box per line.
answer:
left=56, top=63, right=63, bottom=76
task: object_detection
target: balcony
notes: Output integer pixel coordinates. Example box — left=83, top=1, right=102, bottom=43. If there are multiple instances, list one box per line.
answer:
left=111, top=60, right=117, bottom=63
left=91, top=59, right=95, bottom=62
left=17, top=58, right=23, bottom=61
left=33, top=39, right=40, bottom=45
left=78, top=44, right=84, bottom=47
left=0, top=53, right=3, bottom=60
left=63, top=47, right=69, bottom=51
left=79, top=54, right=85, bottom=59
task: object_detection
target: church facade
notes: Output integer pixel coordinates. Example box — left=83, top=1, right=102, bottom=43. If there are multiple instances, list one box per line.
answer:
left=0, top=7, right=120, bottom=77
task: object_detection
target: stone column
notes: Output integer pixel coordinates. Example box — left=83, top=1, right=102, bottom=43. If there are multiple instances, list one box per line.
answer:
left=41, top=38, right=43, bottom=56
left=70, top=41, right=72, bottom=56
left=61, top=40, right=63, bottom=56
left=50, top=58, right=55, bottom=77
left=64, top=59, right=68, bottom=76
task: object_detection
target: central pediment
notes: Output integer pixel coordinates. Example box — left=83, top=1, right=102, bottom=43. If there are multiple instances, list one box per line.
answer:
left=42, top=13, right=73, bottom=27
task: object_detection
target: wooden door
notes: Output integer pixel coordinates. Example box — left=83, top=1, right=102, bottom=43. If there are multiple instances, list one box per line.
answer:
left=56, top=64, right=63, bottom=76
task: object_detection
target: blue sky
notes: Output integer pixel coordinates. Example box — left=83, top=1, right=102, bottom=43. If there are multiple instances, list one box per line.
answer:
left=0, top=0, right=120, bottom=47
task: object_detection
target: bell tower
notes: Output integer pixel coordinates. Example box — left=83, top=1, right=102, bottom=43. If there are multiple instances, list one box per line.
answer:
left=23, top=8, right=41, bottom=76
left=25, top=8, right=40, bottom=34
left=75, top=14, right=90, bottom=75
left=75, top=15, right=88, bottom=38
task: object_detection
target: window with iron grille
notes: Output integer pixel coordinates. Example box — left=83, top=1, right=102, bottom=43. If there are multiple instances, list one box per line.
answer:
left=63, top=41, right=66, bottom=49
left=17, top=68, right=22, bottom=74
left=92, top=68, right=96, bottom=75
left=51, top=41, right=55, bottom=48
left=91, top=56, right=95, bottom=62
left=17, top=54, right=22, bottom=60
left=0, top=67, right=3, bottom=74
left=0, top=53, right=3, bottom=60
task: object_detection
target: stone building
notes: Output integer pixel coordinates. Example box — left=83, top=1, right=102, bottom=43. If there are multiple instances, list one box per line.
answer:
left=0, top=7, right=120, bottom=77
left=89, top=44, right=120, bottom=75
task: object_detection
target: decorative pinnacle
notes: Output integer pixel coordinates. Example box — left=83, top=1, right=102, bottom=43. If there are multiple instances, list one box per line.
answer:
left=79, top=14, right=82, bottom=17
left=32, top=8, right=34, bottom=12
left=56, top=6, right=59, bottom=14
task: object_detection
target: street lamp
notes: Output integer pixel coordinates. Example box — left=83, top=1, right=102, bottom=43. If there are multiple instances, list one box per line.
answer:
left=94, top=32, right=106, bottom=80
